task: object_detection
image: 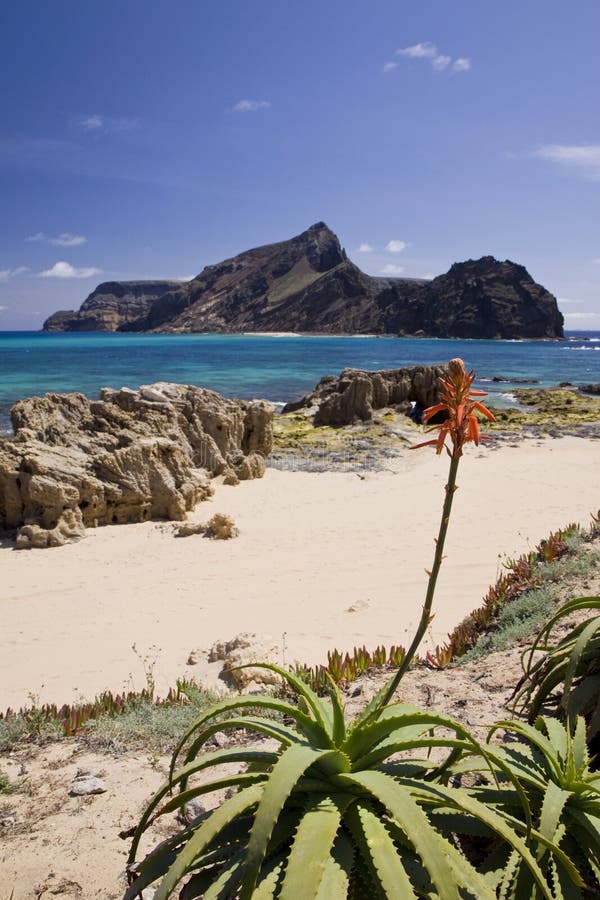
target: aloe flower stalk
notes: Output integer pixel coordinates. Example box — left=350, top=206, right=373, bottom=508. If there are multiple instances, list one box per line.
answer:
left=375, top=359, right=495, bottom=710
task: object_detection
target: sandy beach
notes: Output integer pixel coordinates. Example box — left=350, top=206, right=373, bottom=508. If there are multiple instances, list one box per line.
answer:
left=1, top=434, right=599, bottom=711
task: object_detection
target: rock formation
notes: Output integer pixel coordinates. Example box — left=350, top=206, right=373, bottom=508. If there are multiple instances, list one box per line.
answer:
left=43, top=224, right=564, bottom=339
left=0, top=383, right=273, bottom=549
left=283, top=365, right=446, bottom=426
left=43, top=281, right=183, bottom=332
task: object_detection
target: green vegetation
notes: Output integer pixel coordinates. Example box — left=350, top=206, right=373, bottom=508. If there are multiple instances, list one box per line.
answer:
left=272, top=409, right=412, bottom=456
left=465, top=715, right=600, bottom=896
left=266, top=258, right=326, bottom=306
left=489, top=387, right=600, bottom=431
left=0, top=680, right=222, bottom=753
left=512, top=595, right=600, bottom=745
left=0, top=770, right=15, bottom=794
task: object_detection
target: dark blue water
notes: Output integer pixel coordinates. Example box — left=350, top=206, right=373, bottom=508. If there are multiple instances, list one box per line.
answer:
left=1, top=331, right=599, bottom=434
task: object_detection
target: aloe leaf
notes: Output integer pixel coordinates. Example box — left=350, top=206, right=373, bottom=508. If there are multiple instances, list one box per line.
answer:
left=154, top=772, right=267, bottom=819
left=147, top=783, right=263, bottom=900
left=401, top=776, right=563, bottom=898
left=125, top=846, right=178, bottom=899
left=239, top=744, right=341, bottom=898
left=324, top=674, right=347, bottom=746
left=568, top=675, right=600, bottom=722
left=236, top=662, right=333, bottom=735
left=315, top=832, right=354, bottom=898
left=128, top=748, right=276, bottom=863
left=169, top=694, right=328, bottom=779
left=537, top=781, right=572, bottom=858
left=200, top=854, right=245, bottom=899
left=356, top=734, right=476, bottom=771
left=252, top=853, right=287, bottom=899
left=344, top=709, right=482, bottom=762
left=344, top=800, right=416, bottom=897
left=563, top=616, right=600, bottom=710
left=346, top=672, right=399, bottom=733
left=180, top=717, right=311, bottom=782
left=339, top=770, right=470, bottom=899
left=541, top=716, right=570, bottom=765
left=491, top=719, right=563, bottom=784
left=279, top=795, right=350, bottom=898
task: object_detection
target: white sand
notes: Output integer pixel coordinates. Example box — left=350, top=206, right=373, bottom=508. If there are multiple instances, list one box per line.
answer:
left=1, top=435, right=598, bottom=710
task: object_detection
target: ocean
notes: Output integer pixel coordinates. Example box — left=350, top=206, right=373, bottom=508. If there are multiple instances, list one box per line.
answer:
left=1, top=330, right=599, bottom=435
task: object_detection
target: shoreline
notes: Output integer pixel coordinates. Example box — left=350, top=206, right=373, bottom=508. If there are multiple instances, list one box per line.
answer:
left=2, top=434, right=599, bottom=711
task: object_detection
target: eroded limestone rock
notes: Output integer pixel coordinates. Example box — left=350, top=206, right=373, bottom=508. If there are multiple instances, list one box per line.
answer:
left=283, top=365, right=446, bottom=426
left=207, top=633, right=281, bottom=689
left=0, top=383, right=273, bottom=549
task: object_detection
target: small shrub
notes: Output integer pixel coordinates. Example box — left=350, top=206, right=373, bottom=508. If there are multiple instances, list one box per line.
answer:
left=0, top=771, right=15, bottom=794
left=205, top=513, right=238, bottom=540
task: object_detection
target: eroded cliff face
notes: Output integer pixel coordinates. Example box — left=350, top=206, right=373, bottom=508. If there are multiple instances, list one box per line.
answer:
left=43, top=281, right=183, bottom=332
left=42, top=224, right=564, bottom=339
left=0, top=383, right=273, bottom=548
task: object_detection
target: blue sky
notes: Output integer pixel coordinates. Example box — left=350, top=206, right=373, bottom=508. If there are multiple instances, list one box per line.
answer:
left=1, top=0, right=599, bottom=330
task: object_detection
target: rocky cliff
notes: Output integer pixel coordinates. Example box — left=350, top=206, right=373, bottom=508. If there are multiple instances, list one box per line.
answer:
left=43, top=224, right=564, bottom=339
left=44, top=281, right=183, bottom=332
left=0, top=384, right=273, bottom=548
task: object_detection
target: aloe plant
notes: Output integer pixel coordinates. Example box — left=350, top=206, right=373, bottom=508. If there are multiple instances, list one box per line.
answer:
left=454, top=716, right=599, bottom=897
left=126, top=361, right=566, bottom=898
left=125, top=665, right=554, bottom=899
left=512, top=596, right=600, bottom=747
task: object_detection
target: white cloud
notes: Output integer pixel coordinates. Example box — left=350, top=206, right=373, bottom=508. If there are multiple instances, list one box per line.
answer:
left=397, top=42, right=437, bottom=59
left=432, top=55, right=451, bottom=71
left=0, top=266, right=30, bottom=280
left=80, top=114, right=140, bottom=133
left=380, top=263, right=405, bottom=275
left=558, top=297, right=584, bottom=305
left=38, top=261, right=102, bottom=279
left=357, top=243, right=374, bottom=252
left=564, top=311, right=600, bottom=321
left=25, top=232, right=87, bottom=246
left=534, top=144, right=600, bottom=179
left=393, top=42, right=471, bottom=74
left=382, top=61, right=398, bottom=73
left=0, top=305, right=8, bottom=312
left=50, top=232, right=87, bottom=247
left=593, top=258, right=600, bottom=265
left=231, top=99, right=271, bottom=113
left=81, top=114, right=103, bottom=130
left=385, top=240, right=409, bottom=253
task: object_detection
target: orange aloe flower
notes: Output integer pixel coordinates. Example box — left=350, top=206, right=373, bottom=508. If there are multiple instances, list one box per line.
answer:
left=413, top=358, right=495, bottom=457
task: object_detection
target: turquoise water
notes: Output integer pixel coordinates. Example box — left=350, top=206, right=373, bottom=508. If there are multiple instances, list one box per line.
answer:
left=1, top=330, right=599, bottom=433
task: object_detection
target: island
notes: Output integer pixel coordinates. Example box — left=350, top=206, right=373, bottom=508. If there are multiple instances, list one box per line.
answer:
left=43, top=222, right=564, bottom=339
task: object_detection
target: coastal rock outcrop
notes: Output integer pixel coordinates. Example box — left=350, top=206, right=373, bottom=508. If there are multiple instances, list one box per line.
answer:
left=42, top=224, right=564, bottom=339
left=0, top=383, right=273, bottom=548
left=283, top=365, right=446, bottom=426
